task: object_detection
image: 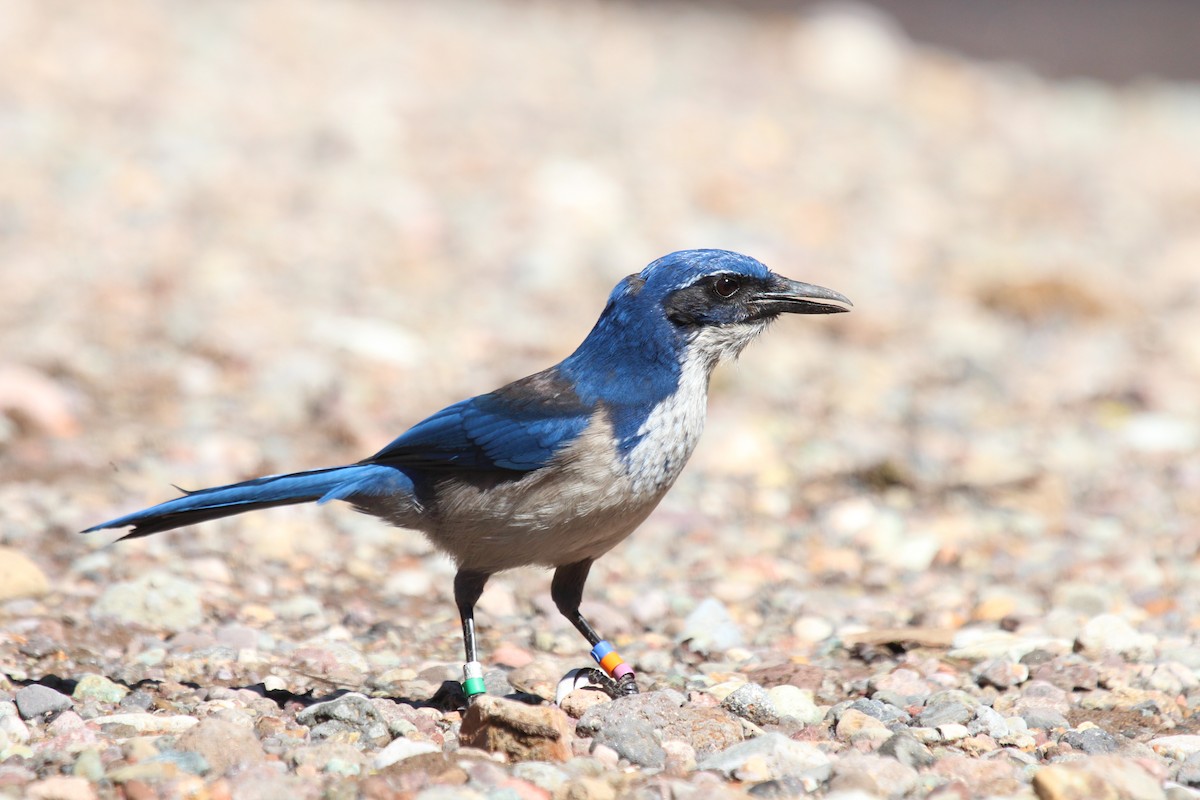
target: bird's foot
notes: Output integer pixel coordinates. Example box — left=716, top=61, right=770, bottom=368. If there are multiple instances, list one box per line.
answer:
left=555, top=667, right=639, bottom=702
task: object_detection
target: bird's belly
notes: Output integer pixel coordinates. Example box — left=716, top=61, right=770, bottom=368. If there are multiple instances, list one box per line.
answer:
left=423, top=459, right=669, bottom=572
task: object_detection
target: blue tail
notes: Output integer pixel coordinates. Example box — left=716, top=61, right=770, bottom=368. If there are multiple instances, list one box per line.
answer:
left=83, top=464, right=413, bottom=540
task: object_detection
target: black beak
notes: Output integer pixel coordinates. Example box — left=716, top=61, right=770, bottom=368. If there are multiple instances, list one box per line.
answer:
left=750, top=275, right=853, bottom=317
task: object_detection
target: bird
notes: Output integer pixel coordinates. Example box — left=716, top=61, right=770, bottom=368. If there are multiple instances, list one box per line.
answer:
left=85, top=249, right=851, bottom=700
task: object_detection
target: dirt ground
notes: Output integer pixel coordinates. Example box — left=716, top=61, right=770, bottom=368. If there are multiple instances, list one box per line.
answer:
left=2, top=1, right=1199, bottom=798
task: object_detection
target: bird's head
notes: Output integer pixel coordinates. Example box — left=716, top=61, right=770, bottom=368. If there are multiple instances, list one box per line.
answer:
left=619, top=249, right=852, bottom=364
left=564, top=249, right=851, bottom=406
left=637, top=249, right=850, bottom=324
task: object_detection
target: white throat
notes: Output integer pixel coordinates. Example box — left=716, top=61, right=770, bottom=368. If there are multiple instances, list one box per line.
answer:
left=623, top=321, right=769, bottom=494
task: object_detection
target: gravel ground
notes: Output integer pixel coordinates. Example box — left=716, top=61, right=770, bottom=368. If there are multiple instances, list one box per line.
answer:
left=3, top=1, right=1200, bottom=798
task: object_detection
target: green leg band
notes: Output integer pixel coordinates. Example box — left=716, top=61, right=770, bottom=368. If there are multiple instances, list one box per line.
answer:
left=463, top=661, right=486, bottom=697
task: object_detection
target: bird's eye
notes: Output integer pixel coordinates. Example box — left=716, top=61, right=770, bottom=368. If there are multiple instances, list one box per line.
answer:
left=713, top=276, right=740, bottom=299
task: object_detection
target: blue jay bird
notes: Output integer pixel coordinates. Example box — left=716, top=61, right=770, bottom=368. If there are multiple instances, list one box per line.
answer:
left=85, top=249, right=850, bottom=699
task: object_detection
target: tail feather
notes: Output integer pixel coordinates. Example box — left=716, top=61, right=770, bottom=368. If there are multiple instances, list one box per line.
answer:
left=83, top=464, right=411, bottom=539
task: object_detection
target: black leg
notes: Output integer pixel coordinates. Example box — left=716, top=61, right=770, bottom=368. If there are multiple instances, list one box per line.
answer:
left=454, top=569, right=490, bottom=698
left=552, top=559, right=638, bottom=696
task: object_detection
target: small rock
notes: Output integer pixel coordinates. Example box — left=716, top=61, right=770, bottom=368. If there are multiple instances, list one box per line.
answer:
left=15, top=684, right=73, bottom=719
left=373, top=737, right=441, bottom=769
left=174, top=716, right=266, bottom=775
left=0, top=546, right=49, bottom=601
left=671, top=706, right=744, bottom=757
left=459, top=695, right=574, bottom=762
left=931, top=754, right=1025, bottom=796
left=828, top=752, right=919, bottom=798
left=0, top=364, right=80, bottom=437
left=293, top=741, right=368, bottom=776
left=1033, top=756, right=1165, bottom=800
left=1014, top=680, right=1073, bottom=718
left=560, top=688, right=611, bottom=719
left=149, top=749, right=209, bottom=776
left=44, top=711, right=97, bottom=749
left=1063, top=726, right=1119, bottom=755
left=969, top=705, right=1012, bottom=740
left=878, top=732, right=934, bottom=769
left=1021, top=707, right=1070, bottom=731
left=722, top=683, right=779, bottom=726
left=835, top=709, right=892, bottom=747
left=697, top=732, right=832, bottom=787
left=1151, top=735, right=1200, bottom=760
left=768, top=685, right=823, bottom=726
left=71, top=749, right=104, bottom=782
left=680, top=598, right=744, bottom=654
left=976, top=659, right=1030, bottom=690
left=557, top=776, right=617, bottom=800
left=0, top=702, right=31, bottom=743
left=512, top=761, right=570, bottom=792
left=72, top=674, right=129, bottom=705
left=1031, top=657, right=1100, bottom=691
left=868, top=668, right=935, bottom=702
left=107, top=761, right=182, bottom=784
left=938, top=723, right=970, bottom=742
left=25, top=776, right=97, bottom=800
left=662, top=739, right=697, bottom=775
left=1176, top=752, right=1200, bottom=789
left=846, top=697, right=910, bottom=725
left=1076, top=614, right=1157, bottom=661
left=296, top=692, right=390, bottom=748
left=577, top=690, right=680, bottom=733
left=90, top=713, right=199, bottom=734
left=918, top=701, right=972, bottom=728
left=90, top=571, right=204, bottom=632
left=589, top=717, right=665, bottom=768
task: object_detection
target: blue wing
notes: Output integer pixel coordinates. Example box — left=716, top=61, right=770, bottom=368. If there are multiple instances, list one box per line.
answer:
left=365, top=367, right=594, bottom=473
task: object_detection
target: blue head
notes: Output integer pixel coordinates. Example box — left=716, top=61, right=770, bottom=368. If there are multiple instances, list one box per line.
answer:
left=560, top=249, right=850, bottom=412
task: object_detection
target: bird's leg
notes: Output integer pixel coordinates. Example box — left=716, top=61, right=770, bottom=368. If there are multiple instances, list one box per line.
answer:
left=454, top=569, right=491, bottom=700
left=552, top=559, right=639, bottom=696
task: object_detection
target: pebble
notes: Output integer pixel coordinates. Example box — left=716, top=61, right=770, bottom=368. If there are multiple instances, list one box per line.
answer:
left=1032, top=756, right=1165, bottom=800
left=15, top=685, right=73, bottom=720
left=696, top=732, right=832, bottom=787
left=511, top=761, right=570, bottom=792
left=1020, top=707, right=1071, bottom=731
left=1075, top=614, right=1158, bottom=661
left=578, top=690, right=681, bottom=733
left=828, top=752, right=920, bottom=798
left=679, top=598, right=744, bottom=654
left=868, top=668, right=935, bottom=703
left=174, top=716, right=266, bottom=775
left=0, top=546, right=50, bottom=600
left=878, top=732, right=934, bottom=769
left=847, top=697, right=911, bottom=725
left=1062, top=726, right=1119, bottom=755
left=767, top=685, right=824, bottom=726
left=25, top=776, right=97, bottom=800
left=559, top=688, right=612, bottom=719
left=937, top=723, right=971, bottom=742
left=90, top=572, right=204, bottom=632
left=295, top=693, right=391, bottom=748
left=71, top=674, right=129, bottom=704
left=1151, top=736, right=1200, bottom=760
left=459, top=695, right=574, bottom=763
left=588, top=717, right=665, bottom=768
left=976, top=659, right=1031, bottom=690
left=721, top=683, right=779, bottom=726
left=917, top=701, right=973, bottom=728
left=90, top=713, right=199, bottom=734
left=372, top=736, right=440, bottom=769
left=834, top=709, right=893, bottom=747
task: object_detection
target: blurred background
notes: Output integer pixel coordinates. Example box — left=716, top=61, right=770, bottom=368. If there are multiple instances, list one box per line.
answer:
left=1, top=0, right=1199, bottom=667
